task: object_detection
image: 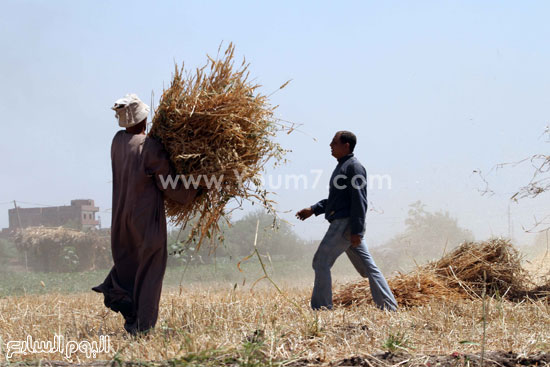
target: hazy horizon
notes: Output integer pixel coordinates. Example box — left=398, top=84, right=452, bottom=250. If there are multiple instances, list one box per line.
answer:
left=2, top=1, right=549, bottom=248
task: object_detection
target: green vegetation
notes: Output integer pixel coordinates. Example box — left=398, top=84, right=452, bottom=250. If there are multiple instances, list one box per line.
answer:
left=382, top=332, right=411, bottom=353
left=0, top=255, right=364, bottom=297
left=0, top=238, right=17, bottom=266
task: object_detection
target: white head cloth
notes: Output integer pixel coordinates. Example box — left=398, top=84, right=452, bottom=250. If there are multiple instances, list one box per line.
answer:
left=111, top=93, right=150, bottom=127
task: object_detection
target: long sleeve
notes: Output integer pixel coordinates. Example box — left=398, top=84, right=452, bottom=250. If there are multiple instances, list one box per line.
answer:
left=348, top=162, right=368, bottom=236
left=143, top=138, right=199, bottom=206
left=311, top=199, right=328, bottom=216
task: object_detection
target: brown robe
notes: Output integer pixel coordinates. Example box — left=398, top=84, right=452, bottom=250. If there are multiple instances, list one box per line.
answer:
left=93, top=130, right=197, bottom=334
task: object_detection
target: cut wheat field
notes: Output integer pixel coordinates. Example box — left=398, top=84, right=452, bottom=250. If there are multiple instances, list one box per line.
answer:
left=0, top=282, right=549, bottom=366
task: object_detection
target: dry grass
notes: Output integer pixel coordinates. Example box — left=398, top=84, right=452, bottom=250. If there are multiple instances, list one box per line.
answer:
left=0, top=284, right=549, bottom=364
left=150, top=43, right=290, bottom=250
left=2, top=239, right=548, bottom=365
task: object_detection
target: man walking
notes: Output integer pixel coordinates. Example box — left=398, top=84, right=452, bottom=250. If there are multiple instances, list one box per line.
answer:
left=93, top=94, right=200, bottom=334
left=296, top=131, right=397, bottom=311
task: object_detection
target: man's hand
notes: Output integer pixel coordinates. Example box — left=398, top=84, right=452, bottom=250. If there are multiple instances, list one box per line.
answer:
left=296, top=207, right=314, bottom=221
left=350, top=234, right=362, bottom=248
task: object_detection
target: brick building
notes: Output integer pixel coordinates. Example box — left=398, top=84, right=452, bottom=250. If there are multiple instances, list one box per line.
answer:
left=4, top=199, right=100, bottom=233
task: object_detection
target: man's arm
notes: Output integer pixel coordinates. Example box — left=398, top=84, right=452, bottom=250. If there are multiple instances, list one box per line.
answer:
left=348, top=162, right=368, bottom=237
left=310, top=199, right=327, bottom=216
left=144, top=138, right=199, bottom=205
left=296, top=198, right=327, bottom=221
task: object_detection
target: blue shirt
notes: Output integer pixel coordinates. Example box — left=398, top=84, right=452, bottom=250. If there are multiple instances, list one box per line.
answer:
left=310, top=153, right=368, bottom=236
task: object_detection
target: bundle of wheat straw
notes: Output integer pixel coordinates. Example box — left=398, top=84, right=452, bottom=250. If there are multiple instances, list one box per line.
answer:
left=150, top=43, right=290, bottom=249
left=334, top=270, right=466, bottom=308
left=334, top=239, right=536, bottom=308
left=429, top=238, right=531, bottom=299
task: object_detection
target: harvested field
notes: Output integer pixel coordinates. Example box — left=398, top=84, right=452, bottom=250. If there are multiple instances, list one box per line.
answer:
left=1, top=240, right=548, bottom=366
left=0, top=285, right=549, bottom=366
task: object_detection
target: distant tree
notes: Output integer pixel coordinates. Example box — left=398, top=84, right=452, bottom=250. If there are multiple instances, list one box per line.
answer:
left=222, top=211, right=308, bottom=260
left=167, top=225, right=213, bottom=266
left=166, top=210, right=308, bottom=266
left=374, top=201, right=474, bottom=273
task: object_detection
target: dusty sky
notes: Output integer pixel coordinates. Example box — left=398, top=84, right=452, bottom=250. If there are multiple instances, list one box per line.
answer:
left=1, top=0, right=549, bottom=247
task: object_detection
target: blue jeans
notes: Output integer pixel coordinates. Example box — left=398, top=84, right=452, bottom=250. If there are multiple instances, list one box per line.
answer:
left=311, top=218, right=398, bottom=311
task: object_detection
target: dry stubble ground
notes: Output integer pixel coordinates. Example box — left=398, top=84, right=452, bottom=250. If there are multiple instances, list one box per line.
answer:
left=0, top=282, right=549, bottom=366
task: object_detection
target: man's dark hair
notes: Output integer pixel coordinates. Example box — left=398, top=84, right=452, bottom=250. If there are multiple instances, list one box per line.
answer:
left=337, top=131, right=357, bottom=152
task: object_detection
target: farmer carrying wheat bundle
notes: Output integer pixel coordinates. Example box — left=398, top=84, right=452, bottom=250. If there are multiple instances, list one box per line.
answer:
left=92, top=94, right=201, bottom=335
left=296, top=131, right=397, bottom=311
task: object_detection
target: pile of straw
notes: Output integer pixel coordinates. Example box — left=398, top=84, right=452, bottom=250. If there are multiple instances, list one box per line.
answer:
left=14, top=226, right=89, bottom=251
left=13, top=226, right=111, bottom=272
left=529, top=283, right=550, bottom=299
left=151, top=43, right=289, bottom=249
left=335, top=270, right=464, bottom=308
left=334, top=239, right=538, bottom=308
left=428, top=238, right=531, bottom=299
